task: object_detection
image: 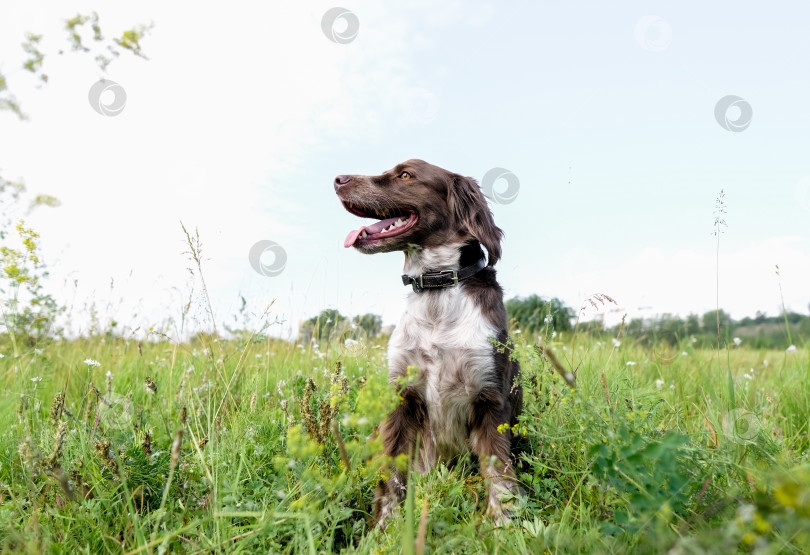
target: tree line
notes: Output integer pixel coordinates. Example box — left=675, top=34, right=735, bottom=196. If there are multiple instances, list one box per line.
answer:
left=297, top=295, right=809, bottom=350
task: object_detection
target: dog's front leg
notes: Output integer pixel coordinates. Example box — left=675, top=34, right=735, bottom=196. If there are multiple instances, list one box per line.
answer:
left=469, top=388, right=518, bottom=526
left=374, top=386, right=429, bottom=528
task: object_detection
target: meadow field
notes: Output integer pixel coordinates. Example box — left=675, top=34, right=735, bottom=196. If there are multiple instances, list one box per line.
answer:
left=1, top=323, right=808, bottom=554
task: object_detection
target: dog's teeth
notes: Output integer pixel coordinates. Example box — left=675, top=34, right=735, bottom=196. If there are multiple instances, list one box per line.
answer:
left=360, top=230, right=367, bottom=238
left=395, top=218, right=404, bottom=227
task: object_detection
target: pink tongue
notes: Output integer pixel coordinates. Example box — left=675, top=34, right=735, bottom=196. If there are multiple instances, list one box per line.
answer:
left=343, top=216, right=402, bottom=248
left=344, top=227, right=365, bottom=248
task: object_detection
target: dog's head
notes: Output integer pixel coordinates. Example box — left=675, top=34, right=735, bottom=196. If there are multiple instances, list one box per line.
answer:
left=334, top=159, right=503, bottom=265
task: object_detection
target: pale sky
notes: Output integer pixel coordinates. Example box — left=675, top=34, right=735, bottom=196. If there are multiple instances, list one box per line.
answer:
left=1, top=1, right=808, bottom=340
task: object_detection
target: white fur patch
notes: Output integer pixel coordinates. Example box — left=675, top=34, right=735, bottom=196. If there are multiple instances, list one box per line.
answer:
left=389, top=244, right=498, bottom=463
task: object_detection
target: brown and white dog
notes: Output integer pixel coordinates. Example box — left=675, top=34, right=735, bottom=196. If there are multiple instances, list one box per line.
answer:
left=334, top=159, right=522, bottom=526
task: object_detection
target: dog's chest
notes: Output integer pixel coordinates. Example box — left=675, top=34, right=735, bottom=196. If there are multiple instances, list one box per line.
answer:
left=388, top=287, right=497, bottom=457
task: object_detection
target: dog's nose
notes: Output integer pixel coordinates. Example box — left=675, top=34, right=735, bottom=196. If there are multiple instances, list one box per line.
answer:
left=334, top=174, right=351, bottom=190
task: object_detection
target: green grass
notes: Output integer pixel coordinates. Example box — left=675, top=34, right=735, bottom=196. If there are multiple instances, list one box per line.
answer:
left=1, top=331, right=808, bottom=553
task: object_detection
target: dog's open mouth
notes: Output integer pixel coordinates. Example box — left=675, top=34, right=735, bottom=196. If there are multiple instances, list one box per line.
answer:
left=341, top=202, right=418, bottom=248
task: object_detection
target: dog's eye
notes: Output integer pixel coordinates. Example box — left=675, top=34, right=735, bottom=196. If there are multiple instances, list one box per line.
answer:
left=399, top=171, right=411, bottom=180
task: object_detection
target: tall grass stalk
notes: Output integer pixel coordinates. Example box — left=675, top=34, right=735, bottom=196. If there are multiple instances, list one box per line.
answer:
left=713, top=189, right=727, bottom=349
left=775, top=264, right=793, bottom=346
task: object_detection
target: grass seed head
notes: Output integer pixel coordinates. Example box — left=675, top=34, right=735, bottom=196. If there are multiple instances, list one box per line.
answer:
left=17, top=394, right=28, bottom=420
left=141, top=430, right=152, bottom=456
left=145, top=376, right=157, bottom=394
left=17, top=439, right=38, bottom=476
left=170, top=428, right=183, bottom=470
left=49, top=392, right=65, bottom=424
left=43, top=420, right=68, bottom=470
left=94, top=439, right=118, bottom=475
left=301, top=378, right=320, bottom=442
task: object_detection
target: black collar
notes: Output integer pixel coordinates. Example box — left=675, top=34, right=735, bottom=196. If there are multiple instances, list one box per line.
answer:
left=401, top=255, right=487, bottom=293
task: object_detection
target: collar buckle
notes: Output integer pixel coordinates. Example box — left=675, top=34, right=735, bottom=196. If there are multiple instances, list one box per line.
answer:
left=420, top=269, right=458, bottom=290
left=402, top=257, right=485, bottom=293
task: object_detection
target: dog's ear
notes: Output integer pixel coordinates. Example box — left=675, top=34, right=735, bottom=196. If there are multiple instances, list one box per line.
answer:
left=447, top=175, right=503, bottom=266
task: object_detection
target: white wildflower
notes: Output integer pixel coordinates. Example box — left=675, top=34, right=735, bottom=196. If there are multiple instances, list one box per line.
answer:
left=737, top=504, right=756, bottom=523
left=277, top=379, right=287, bottom=398
left=344, top=338, right=359, bottom=348
left=30, top=376, right=42, bottom=382
left=681, top=352, right=688, bottom=356
left=626, top=361, right=636, bottom=366
left=83, top=358, right=100, bottom=367
left=733, top=337, right=742, bottom=346
left=655, top=379, right=664, bottom=389
left=786, top=345, right=797, bottom=354
left=612, top=338, right=621, bottom=347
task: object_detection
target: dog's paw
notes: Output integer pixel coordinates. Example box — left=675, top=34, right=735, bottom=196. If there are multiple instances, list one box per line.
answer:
left=374, top=496, right=399, bottom=530
left=485, top=478, right=523, bottom=527
left=373, top=475, right=405, bottom=530
left=487, top=505, right=513, bottom=528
